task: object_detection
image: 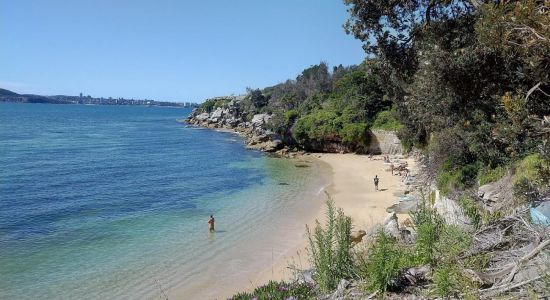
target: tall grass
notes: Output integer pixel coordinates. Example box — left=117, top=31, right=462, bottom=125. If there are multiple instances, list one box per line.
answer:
left=306, top=194, right=353, bottom=292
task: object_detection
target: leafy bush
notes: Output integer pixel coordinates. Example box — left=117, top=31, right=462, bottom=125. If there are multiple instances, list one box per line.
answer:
left=458, top=195, right=481, bottom=229
left=437, top=164, right=480, bottom=196
left=513, top=153, right=550, bottom=202
left=230, top=280, right=315, bottom=300
left=306, top=195, right=353, bottom=292
left=292, top=110, right=341, bottom=144
left=340, top=123, right=367, bottom=144
left=372, top=109, right=402, bottom=131
left=200, top=97, right=233, bottom=113
left=478, top=165, right=507, bottom=185
left=412, top=200, right=444, bottom=265
left=513, top=154, right=549, bottom=185
left=358, top=230, right=411, bottom=293
left=284, top=109, right=300, bottom=124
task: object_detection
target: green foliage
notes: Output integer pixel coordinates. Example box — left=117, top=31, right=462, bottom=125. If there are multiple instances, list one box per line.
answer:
left=249, top=88, right=268, bottom=109
left=412, top=200, right=444, bottom=265
left=306, top=195, right=353, bottom=292
left=437, top=163, right=480, bottom=196
left=200, top=98, right=230, bottom=113
left=458, top=195, right=481, bottom=229
left=436, top=171, right=459, bottom=196
left=409, top=200, right=475, bottom=297
left=284, top=109, right=299, bottom=124
left=340, top=123, right=367, bottom=144
left=291, top=106, right=371, bottom=150
left=513, top=154, right=548, bottom=185
left=513, top=153, right=550, bottom=203
left=360, top=230, right=404, bottom=293
left=230, top=280, right=315, bottom=300
left=478, top=165, right=507, bottom=186
left=372, top=109, right=402, bottom=131
left=293, top=110, right=341, bottom=145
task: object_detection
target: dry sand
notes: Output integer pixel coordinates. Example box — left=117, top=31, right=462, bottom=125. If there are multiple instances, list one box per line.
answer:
left=215, top=153, right=415, bottom=299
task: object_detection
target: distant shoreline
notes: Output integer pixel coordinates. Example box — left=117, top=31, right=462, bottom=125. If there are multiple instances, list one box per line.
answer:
left=0, top=100, right=192, bottom=108
left=0, top=88, right=198, bottom=108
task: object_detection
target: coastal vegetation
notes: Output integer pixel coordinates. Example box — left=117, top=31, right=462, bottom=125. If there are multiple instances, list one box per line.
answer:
left=218, top=0, right=550, bottom=298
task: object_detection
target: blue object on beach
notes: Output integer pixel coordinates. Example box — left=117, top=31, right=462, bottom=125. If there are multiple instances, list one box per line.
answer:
left=530, top=202, right=550, bottom=225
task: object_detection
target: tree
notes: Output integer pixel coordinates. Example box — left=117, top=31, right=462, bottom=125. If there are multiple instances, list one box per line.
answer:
left=249, top=88, right=268, bottom=109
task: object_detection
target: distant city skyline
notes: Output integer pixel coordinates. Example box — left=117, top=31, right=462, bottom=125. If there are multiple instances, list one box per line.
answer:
left=0, top=1, right=365, bottom=102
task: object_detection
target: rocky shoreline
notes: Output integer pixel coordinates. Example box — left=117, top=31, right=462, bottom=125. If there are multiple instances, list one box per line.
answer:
left=183, top=96, right=404, bottom=157
left=184, top=98, right=299, bottom=157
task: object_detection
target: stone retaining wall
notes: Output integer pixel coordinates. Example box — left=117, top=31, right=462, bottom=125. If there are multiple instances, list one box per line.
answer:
left=367, top=129, right=403, bottom=155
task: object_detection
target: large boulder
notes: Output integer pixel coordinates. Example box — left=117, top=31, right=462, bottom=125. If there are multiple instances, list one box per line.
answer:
left=195, top=112, right=210, bottom=122
left=250, top=114, right=272, bottom=127
left=209, top=107, right=224, bottom=122
left=384, top=212, right=401, bottom=239
left=433, top=190, right=472, bottom=229
left=477, top=173, right=513, bottom=212
left=246, top=139, right=282, bottom=152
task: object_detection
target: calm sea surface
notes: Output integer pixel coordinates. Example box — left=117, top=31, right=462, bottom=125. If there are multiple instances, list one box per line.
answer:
left=0, top=103, right=328, bottom=299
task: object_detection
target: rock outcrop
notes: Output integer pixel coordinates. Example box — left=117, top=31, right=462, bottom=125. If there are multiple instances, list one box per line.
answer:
left=185, top=97, right=405, bottom=155
left=368, top=130, right=403, bottom=155
left=433, top=189, right=473, bottom=230
left=477, top=173, right=514, bottom=213
left=186, top=97, right=284, bottom=153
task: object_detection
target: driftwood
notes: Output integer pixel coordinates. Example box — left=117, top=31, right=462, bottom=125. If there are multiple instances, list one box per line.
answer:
left=457, top=209, right=550, bottom=298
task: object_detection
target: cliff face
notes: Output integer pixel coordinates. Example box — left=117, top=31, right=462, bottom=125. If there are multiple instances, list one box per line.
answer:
left=186, top=97, right=403, bottom=155
left=367, top=130, right=403, bottom=155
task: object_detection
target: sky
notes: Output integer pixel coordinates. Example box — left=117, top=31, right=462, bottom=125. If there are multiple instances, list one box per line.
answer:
left=0, top=0, right=366, bottom=102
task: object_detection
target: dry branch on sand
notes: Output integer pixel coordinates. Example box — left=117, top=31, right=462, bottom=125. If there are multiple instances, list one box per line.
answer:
left=459, top=209, right=550, bottom=298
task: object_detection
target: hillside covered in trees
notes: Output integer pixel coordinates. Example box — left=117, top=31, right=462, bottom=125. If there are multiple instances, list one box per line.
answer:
left=191, top=0, right=550, bottom=298
left=192, top=0, right=549, bottom=186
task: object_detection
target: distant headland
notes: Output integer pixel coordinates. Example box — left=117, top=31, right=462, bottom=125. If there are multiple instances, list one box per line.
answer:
left=0, top=88, right=198, bottom=108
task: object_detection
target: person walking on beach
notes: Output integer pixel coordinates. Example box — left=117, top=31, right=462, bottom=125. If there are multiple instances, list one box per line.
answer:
left=374, top=175, right=379, bottom=191
left=208, top=215, right=215, bottom=232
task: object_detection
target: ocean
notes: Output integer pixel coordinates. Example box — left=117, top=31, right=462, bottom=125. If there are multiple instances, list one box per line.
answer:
left=0, top=103, right=329, bottom=299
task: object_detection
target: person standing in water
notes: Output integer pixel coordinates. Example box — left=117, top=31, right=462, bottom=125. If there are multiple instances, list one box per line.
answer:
left=374, top=175, right=379, bottom=191
left=208, top=215, right=215, bottom=232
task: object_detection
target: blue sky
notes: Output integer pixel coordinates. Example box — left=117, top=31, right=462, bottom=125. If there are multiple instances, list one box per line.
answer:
left=0, top=1, right=365, bottom=102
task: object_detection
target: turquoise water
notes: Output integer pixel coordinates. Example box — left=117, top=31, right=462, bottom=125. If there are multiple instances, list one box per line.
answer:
left=0, top=103, right=327, bottom=299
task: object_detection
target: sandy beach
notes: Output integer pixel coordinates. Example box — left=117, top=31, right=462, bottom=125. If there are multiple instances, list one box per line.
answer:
left=217, top=153, right=415, bottom=299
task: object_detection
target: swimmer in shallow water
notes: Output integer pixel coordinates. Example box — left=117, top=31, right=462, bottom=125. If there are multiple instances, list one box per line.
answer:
left=208, top=215, right=215, bottom=232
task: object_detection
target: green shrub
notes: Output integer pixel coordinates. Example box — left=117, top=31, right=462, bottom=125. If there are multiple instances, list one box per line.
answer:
left=360, top=230, right=403, bottom=293
left=432, top=262, right=479, bottom=299
left=306, top=195, right=353, bottom=292
left=458, top=195, right=481, bottom=229
left=372, top=109, right=402, bottom=131
left=513, top=153, right=550, bottom=202
left=292, top=110, right=341, bottom=144
left=340, top=123, right=367, bottom=144
left=200, top=98, right=230, bottom=113
left=478, top=165, right=507, bottom=185
left=437, top=164, right=480, bottom=195
left=284, top=109, right=300, bottom=124
left=513, top=153, right=549, bottom=185
left=430, top=221, right=475, bottom=298
left=230, top=280, right=315, bottom=299
left=411, top=200, right=444, bottom=265
left=458, top=164, right=480, bottom=187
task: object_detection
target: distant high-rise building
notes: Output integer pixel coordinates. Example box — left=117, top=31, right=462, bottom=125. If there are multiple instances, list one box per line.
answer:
left=79, top=93, right=83, bottom=98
